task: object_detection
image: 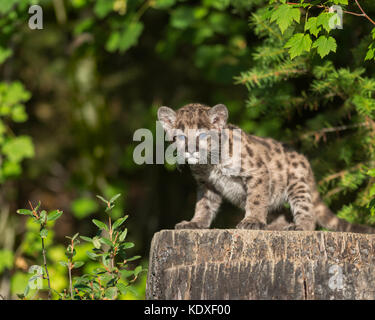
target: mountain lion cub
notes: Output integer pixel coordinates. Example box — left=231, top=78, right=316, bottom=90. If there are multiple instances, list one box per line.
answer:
left=158, top=103, right=374, bottom=233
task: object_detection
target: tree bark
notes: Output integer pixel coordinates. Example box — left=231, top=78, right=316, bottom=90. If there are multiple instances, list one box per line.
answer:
left=146, top=229, right=375, bottom=300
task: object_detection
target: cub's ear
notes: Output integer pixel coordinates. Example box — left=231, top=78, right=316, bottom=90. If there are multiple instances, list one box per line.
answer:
left=208, top=104, right=228, bottom=129
left=157, top=106, right=176, bottom=132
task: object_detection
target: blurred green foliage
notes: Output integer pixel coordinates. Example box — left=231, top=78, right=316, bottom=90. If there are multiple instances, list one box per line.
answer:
left=14, top=195, right=145, bottom=300
left=1, top=0, right=375, bottom=299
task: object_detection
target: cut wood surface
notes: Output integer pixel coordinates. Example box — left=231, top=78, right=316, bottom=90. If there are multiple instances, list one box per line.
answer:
left=146, top=229, right=375, bottom=300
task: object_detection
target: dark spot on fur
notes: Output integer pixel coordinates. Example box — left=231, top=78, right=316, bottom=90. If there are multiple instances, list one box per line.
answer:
left=256, top=157, right=264, bottom=168
left=300, top=161, right=307, bottom=169
left=244, top=176, right=253, bottom=184
left=270, top=183, right=275, bottom=194
left=246, top=146, right=254, bottom=157
left=276, top=161, right=283, bottom=170
left=288, top=182, right=298, bottom=192
left=250, top=136, right=271, bottom=149
left=292, top=162, right=298, bottom=168
left=253, top=200, right=260, bottom=205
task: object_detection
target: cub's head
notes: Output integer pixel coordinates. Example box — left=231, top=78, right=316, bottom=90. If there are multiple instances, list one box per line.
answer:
left=157, top=103, right=228, bottom=165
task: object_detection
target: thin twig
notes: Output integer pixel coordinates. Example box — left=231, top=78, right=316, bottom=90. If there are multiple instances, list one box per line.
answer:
left=319, top=162, right=364, bottom=185
left=301, top=122, right=369, bottom=140
left=68, top=264, right=73, bottom=299
left=286, top=1, right=375, bottom=25
left=354, top=0, right=375, bottom=25
left=108, top=214, right=114, bottom=270
left=41, top=238, right=52, bottom=300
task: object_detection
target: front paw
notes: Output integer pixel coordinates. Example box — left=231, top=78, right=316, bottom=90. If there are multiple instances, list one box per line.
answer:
left=175, top=220, right=204, bottom=229
left=236, top=218, right=266, bottom=230
left=282, top=223, right=305, bottom=231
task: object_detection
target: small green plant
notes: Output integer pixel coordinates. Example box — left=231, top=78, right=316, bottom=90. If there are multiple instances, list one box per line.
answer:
left=16, top=201, right=63, bottom=299
left=16, top=194, right=146, bottom=300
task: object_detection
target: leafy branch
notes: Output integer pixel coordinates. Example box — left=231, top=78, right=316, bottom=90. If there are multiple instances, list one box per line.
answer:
left=16, top=194, right=145, bottom=300
left=267, top=1, right=375, bottom=60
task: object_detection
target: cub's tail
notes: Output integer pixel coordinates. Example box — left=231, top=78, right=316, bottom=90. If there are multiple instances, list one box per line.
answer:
left=314, top=195, right=375, bottom=234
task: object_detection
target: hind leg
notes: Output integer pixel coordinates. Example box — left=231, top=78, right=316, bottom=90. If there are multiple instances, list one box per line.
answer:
left=286, top=179, right=316, bottom=231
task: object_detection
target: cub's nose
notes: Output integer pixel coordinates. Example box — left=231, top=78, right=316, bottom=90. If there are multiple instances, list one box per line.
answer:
left=184, top=151, right=200, bottom=165
left=185, top=151, right=199, bottom=158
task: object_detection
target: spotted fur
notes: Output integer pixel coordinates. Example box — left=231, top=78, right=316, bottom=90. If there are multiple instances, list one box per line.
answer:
left=158, top=103, right=375, bottom=233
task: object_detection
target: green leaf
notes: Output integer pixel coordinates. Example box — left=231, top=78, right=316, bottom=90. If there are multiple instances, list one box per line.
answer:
left=125, top=285, right=139, bottom=297
left=2, top=136, right=34, bottom=163
left=47, top=210, right=63, bottom=222
left=270, top=4, right=300, bottom=34
left=120, top=269, right=134, bottom=278
left=92, top=219, right=108, bottom=231
left=112, top=216, right=128, bottom=230
left=119, top=229, right=127, bottom=242
left=80, top=236, right=92, bottom=242
left=104, top=287, right=118, bottom=300
left=312, top=36, right=337, bottom=58
left=332, top=0, right=348, bottom=4
left=284, top=33, right=312, bottom=59
left=73, top=261, right=84, bottom=269
left=0, top=0, right=18, bottom=14
left=72, top=232, right=79, bottom=241
left=121, top=242, right=134, bottom=249
left=116, top=282, right=128, bottom=295
left=94, top=0, right=114, bottom=18
left=86, top=251, right=98, bottom=260
left=59, top=261, right=68, bottom=267
left=316, top=12, right=333, bottom=33
left=35, top=201, right=41, bottom=211
left=96, top=195, right=108, bottom=204
left=93, top=236, right=101, bottom=249
left=100, top=237, right=113, bottom=247
left=105, top=205, right=115, bottom=212
left=171, top=6, right=196, bottom=29
left=126, top=255, right=141, bottom=262
left=305, top=17, right=321, bottom=37
left=153, top=0, right=176, bottom=9
left=23, top=284, right=30, bottom=298
left=365, top=44, right=375, bottom=61
left=0, top=249, right=14, bottom=273
left=110, top=193, right=121, bottom=203
left=134, top=265, right=143, bottom=276
left=16, top=209, right=33, bottom=216
left=118, top=22, right=144, bottom=53
left=0, top=47, right=12, bottom=64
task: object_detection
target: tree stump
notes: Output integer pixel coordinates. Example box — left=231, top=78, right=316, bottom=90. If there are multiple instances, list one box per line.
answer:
left=146, top=229, right=375, bottom=300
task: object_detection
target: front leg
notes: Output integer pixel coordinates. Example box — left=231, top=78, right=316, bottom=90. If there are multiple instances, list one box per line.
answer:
left=175, top=183, right=222, bottom=229
left=237, top=169, right=270, bottom=230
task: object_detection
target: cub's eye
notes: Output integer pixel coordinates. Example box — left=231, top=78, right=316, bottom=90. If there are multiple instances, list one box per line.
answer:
left=177, top=135, right=186, bottom=141
left=199, top=132, right=208, bottom=140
